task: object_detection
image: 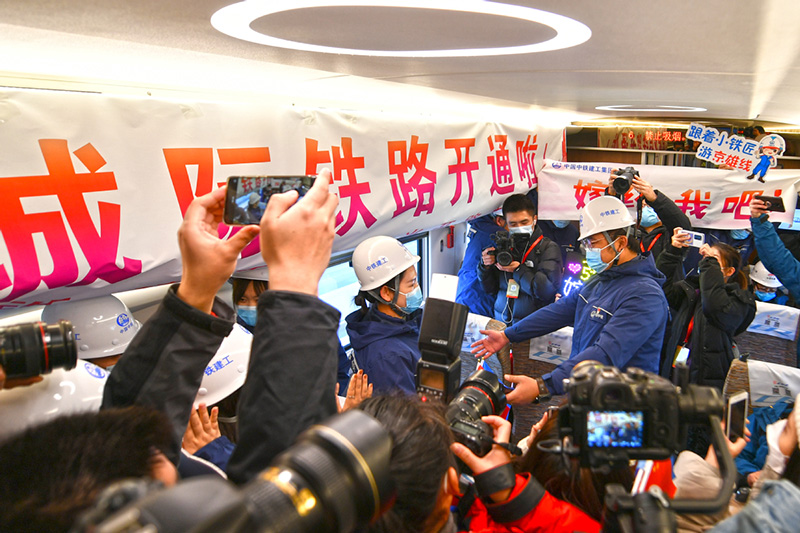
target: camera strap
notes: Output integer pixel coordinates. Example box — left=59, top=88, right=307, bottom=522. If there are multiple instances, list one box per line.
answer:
left=521, top=235, right=544, bottom=264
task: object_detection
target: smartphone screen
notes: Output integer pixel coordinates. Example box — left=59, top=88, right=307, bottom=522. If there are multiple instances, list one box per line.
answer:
left=224, top=175, right=316, bottom=225
left=586, top=410, right=644, bottom=448
left=726, top=392, right=748, bottom=441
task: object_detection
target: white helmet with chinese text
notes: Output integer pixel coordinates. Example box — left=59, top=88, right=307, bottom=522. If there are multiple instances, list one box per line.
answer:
left=41, top=295, right=141, bottom=361
left=0, top=360, right=108, bottom=441
left=759, top=134, right=786, bottom=155
left=352, top=236, right=420, bottom=291
left=578, top=195, right=635, bottom=242
left=194, top=323, right=252, bottom=409
left=750, top=261, right=782, bottom=288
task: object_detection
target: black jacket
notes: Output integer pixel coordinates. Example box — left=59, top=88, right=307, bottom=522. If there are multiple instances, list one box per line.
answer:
left=640, top=190, right=692, bottom=263
left=478, top=226, right=562, bottom=324
left=656, top=250, right=756, bottom=390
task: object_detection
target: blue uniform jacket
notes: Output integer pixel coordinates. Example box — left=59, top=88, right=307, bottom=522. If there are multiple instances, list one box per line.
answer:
left=504, top=254, right=668, bottom=395
left=456, top=215, right=500, bottom=316
left=345, top=306, right=423, bottom=395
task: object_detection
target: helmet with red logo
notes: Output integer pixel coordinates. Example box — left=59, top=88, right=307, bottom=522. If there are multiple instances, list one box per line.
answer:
left=352, top=236, right=420, bottom=291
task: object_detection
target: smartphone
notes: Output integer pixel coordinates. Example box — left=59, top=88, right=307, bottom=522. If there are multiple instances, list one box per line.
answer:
left=726, top=391, right=748, bottom=441
left=680, top=229, right=706, bottom=248
left=223, top=175, right=316, bottom=225
left=754, top=195, right=786, bottom=212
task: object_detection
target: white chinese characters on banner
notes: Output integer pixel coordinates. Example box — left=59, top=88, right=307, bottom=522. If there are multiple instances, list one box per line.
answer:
left=0, top=89, right=564, bottom=310
left=537, top=160, right=800, bottom=229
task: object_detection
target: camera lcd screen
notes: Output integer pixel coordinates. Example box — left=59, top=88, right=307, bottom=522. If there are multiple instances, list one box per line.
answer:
left=586, top=410, right=644, bottom=448
left=418, top=367, right=445, bottom=391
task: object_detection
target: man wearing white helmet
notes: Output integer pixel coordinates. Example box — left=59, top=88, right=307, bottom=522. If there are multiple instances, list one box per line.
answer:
left=41, top=295, right=141, bottom=369
left=750, top=261, right=789, bottom=304
left=346, top=235, right=423, bottom=395
left=472, top=195, right=669, bottom=403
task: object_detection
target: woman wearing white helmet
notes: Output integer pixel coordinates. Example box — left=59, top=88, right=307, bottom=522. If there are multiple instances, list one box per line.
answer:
left=346, top=236, right=423, bottom=395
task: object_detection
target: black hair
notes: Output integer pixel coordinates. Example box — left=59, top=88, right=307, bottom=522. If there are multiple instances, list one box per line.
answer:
left=358, top=396, right=454, bottom=533
left=354, top=268, right=415, bottom=316
left=710, top=242, right=747, bottom=290
left=502, top=194, right=537, bottom=219
left=606, top=227, right=640, bottom=253
left=0, top=406, right=173, bottom=532
left=231, top=278, right=268, bottom=306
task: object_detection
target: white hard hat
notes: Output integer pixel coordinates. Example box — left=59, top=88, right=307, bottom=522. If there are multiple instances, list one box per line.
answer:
left=760, top=134, right=786, bottom=154
left=750, top=261, right=782, bottom=288
left=0, top=361, right=108, bottom=442
left=248, top=192, right=260, bottom=206
left=352, top=236, right=420, bottom=291
left=233, top=265, right=269, bottom=281
left=194, top=323, right=252, bottom=408
left=41, top=295, right=141, bottom=360
left=578, top=196, right=635, bottom=242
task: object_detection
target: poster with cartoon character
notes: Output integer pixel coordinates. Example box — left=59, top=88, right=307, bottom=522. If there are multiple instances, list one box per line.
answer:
left=748, top=134, right=787, bottom=183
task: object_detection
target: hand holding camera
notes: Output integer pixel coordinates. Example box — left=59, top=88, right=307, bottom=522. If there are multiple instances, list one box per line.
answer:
left=630, top=175, right=657, bottom=203
left=450, top=415, right=516, bottom=502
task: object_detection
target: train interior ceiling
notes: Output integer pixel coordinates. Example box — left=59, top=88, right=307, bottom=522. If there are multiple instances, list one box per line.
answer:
left=3, top=0, right=800, bottom=324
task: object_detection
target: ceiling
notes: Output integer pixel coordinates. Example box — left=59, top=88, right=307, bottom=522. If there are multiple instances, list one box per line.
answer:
left=2, top=0, right=800, bottom=127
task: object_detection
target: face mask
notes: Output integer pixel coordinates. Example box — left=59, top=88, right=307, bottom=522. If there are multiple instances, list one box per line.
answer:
left=236, top=305, right=258, bottom=327
left=552, top=220, right=571, bottom=229
left=399, top=285, right=423, bottom=314
left=509, top=225, right=533, bottom=236
left=730, top=229, right=750, bottom=240
left=755, top=290, right=777, bottom=302
left=640, top=206, right=660, bottom=227
left=584, top=240, right=622, bottom=273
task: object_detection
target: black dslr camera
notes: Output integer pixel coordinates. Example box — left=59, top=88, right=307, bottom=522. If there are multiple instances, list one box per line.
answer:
left=555, top=362, right=735, bottom=533
left=446, top=368, right=507, bottom=457
left=612, top=166, right=639, bottom=196
left=489, top=231, right=529, bottom=267
left=0, top=321, right=77, bottom=379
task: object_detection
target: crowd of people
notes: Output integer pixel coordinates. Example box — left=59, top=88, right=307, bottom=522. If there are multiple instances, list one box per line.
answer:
left=2, top=162, right=800, bottom=532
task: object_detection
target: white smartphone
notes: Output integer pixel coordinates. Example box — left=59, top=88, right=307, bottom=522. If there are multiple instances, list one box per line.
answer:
left=681, top=229, right=706, bottom=248
left=726, top=391, right=748, bottom=441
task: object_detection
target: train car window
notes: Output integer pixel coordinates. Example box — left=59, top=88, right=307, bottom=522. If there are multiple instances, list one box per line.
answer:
left=318, top=234, right=427, bottom=348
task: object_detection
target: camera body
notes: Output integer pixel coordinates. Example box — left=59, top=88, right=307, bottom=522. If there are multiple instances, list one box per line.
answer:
left=446, top=368, right=507, bottom=457
left=612, top=166, right=640, bottom=196
left=558, top=363, right=722, bottom=468
left=0, top=321, right=77, bottom=379
left=415, top=298, right=469, bottom=403
left=489, top=231, right=529, bottom=267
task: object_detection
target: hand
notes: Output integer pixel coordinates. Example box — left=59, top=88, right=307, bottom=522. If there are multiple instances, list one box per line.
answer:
left=750, top=198, right=770, bottom=219
left=450, top=415, right=515, bottom=502
left=337, top=369, right=373, bottom=412
left=698, top=243, right=712, bottom=258
left=177, top=187, right=260, bottom=313
left=606, top=174, right=618, bottom=197
left=481, top=247, right=497, bottom=266
left=182, top=404, right=221, bottom=455
left=671, top=227, right=691, bottom=249
left=631, top=176, right=657, bottom=203
left=471, top=329, right=510, bottom=358
left=747, top=471, right=761, bottom=487
left=495, top=260, right=520, bottom=273
left=526, top=411, right=550, bottom=448
left=705, top=421, right=750, bottom=469
left=260, top=168, right=338, bottom=296
left=504, top=374, right=539, bottom=404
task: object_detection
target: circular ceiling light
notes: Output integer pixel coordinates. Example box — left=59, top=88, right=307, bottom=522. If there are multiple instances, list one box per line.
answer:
left=211, top=0, right=591, bottom=57
left=595, top=105, right=707, bottom=112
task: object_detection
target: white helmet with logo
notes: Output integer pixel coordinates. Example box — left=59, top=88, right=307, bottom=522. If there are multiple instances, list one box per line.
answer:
left=578, top=196, right=635, bottom=242
left=41, top=295, right=141, bottom=360
left=0, top=360, right=108, bottom=442
left=194, top=323, right=252, bottom=408
left=352, top=236, right=420, bottom=291
left=759, top=134, right=786, bottom=155
left=750, top=261, right=782, bottom=288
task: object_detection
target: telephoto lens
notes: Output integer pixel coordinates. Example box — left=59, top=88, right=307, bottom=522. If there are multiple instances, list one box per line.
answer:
left=446, top=368, right=507, bottom=457
left=612, top=166, right=639, bottom=195
left=0, top=321, right=77, bottom=379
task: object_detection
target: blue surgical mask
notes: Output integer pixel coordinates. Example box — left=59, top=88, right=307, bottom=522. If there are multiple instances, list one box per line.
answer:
left=236, top=305, right=258, bottom=327
left=552, top=220, right=571, bottom=229
left=584, top=239, right=622, bottom=273
left=400, top=286, right=423, bottom=314
left=640, top=206, right=660, bottom=227
left=509, top=225, right=533, bottom=236
left=730, top=229, right=750, bottom=240
left=755, top=290, right=777, bottom=302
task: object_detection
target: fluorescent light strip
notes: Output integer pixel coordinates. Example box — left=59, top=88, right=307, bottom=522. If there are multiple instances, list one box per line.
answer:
left=211, top=0, right=591, bottom=57
left=594, top=105, right=707, bottom=112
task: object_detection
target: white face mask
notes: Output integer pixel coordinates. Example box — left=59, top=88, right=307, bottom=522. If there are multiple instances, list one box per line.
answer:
left=508, top=225, right=533, bottom=236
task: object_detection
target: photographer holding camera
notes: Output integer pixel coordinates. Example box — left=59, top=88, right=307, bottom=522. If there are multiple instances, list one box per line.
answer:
left=472, top=195, right=668, bottom=403
left=479, top=194, right=562, bottom=325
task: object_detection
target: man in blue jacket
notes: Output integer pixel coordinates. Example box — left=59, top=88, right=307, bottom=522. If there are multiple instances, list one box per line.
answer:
left=472, top=195, right=669, bottom=403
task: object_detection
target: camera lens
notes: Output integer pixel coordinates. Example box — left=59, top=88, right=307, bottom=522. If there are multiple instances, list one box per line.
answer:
left=0, top=321, right=77, bottom=379
left=446, top=369, right=507, bottom=457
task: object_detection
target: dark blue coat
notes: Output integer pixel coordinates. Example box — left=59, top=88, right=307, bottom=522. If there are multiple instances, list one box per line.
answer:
left=345, top=306, right=422, bottom=395
left=456, top=215, right=500, bottom=316
left=505, top=254, right=668, bottom=395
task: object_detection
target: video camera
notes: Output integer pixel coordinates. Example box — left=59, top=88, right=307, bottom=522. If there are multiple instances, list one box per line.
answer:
left=612, top=166, right=639, bottom=196
left=77, top=409, right=395, bottom=533
left=489, top=230, right=529, bottom=267
left=0, top=321, right=77, bottom=379
left=554, top=362, right=735, bottom=533
left=415, top=298, right=508, bottom=459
